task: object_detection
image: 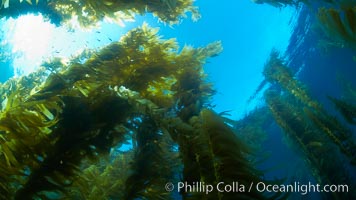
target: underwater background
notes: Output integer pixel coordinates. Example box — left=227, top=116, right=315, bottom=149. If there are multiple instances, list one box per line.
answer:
left=0, top=0, right=355, bottom=199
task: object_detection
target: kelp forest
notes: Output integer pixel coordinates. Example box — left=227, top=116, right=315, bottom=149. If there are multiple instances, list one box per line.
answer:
left=0, top=0, right=355, bottom=199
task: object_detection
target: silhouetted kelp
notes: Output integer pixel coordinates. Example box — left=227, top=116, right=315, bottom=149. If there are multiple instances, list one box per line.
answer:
left=122, top=116, right=179, bottom=200
left=253, top=0, right=356, bottom=52
left=252, top=1, right=356, bottom=196
left=262, top=51, right=356, bottom=200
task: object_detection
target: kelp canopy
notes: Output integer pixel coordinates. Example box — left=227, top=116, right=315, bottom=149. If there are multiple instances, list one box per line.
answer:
left=0, top=0, right=200, bottom=27
left=0, top=1, right=284, bottom=197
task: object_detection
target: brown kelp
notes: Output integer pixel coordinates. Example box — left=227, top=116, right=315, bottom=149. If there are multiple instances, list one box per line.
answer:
left=263, top=51, right=356, bottom=199
left=123, top=116, right=179, bottom=200
left=263, top=50, right=320, bottom=111
left=0, top=0, right=200, bottom=27
left=264, top=51, right=355, bottom=164
left=318, top=6, right=356, bottom=50
left=163, top=109, right=284, bottom=200
left=0, top=22, right=280, bottom=199
left=265, top=90, right=354, bottom=200
left=66, top=152, right=134, bottom=199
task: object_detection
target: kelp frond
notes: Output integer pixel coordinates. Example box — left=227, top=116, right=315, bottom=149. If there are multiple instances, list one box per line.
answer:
left=265, top=89, right=355, bottom=199
left=67, top=152, right=134, bottom=199
left=264, top=50, right=356, bottom=165
left=0, top=24, right=223, bottom=199
left=0, top=0, right=200, bottom=28
left=162, top=109, right=283, bottom=200
left=318, top=6, right=356, bottom=50
left=263, top=50, right=356, bottom=199
left=263, top=50, right=321, bottom=110
left=123, top=116, right=179, bottom=200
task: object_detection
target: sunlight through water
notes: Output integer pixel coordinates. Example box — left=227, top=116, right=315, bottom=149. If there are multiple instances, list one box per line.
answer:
left=9, top=14, right=54, bottom=76
left=5, top=14, right=128, bottom=77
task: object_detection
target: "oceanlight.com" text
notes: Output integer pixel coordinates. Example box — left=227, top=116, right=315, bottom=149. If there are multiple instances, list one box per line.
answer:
left=168, top=181, right=349, bottom=195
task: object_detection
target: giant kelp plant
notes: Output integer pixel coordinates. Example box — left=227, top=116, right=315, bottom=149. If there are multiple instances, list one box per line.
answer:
left=261, top=51, right=356, bottom=200
left=0, top=5, right=284, bottom=197
left=252, top=1, right=356, bottom=198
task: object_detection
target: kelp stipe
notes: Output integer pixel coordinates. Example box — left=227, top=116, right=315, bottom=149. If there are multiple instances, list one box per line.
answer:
left=263, top=50, right=320, bottom=111
left=263, top=51, right=356, bottom=199
left=264, top=50, right=356, bottom=165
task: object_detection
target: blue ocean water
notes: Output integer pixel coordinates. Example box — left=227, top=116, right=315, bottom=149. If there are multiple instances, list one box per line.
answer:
left=0, top=1, right=355, bottom=199
left=0, top=1, right=295, bottom=119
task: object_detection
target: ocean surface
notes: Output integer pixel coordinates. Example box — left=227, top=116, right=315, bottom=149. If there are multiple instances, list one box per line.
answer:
left=0, top=0, right=355, bottom=199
